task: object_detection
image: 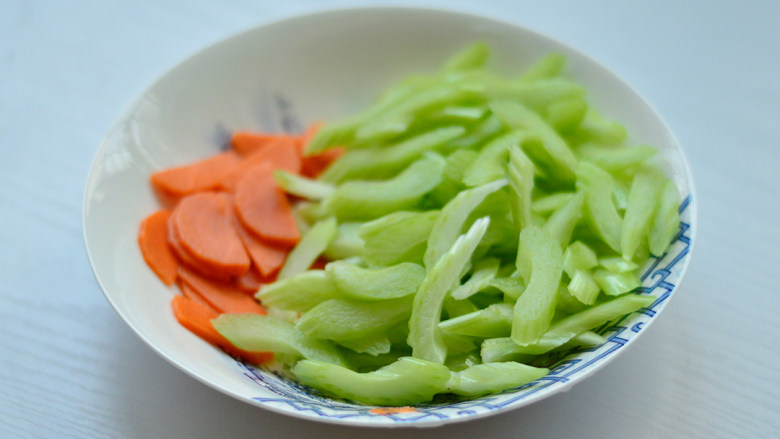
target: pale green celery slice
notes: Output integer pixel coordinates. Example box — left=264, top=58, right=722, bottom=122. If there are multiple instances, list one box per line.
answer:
left=649, top=179, right=681, bottom=256
left=531, top=192, right=575, bottom=214
left=429, top=149, right=479, bottom=206
left=323, top=222, right=364, bottom=260
left=556, top=281, right=589, bottom=314
left=445, top=352, right=481, bottom=372
left=613, top=179, right=630, bottom=212
left=424, top=179, right=507, bottom=268
left=212, top=314, right=347, bottom=366
left=576, top=161, right=623, bottom=252
left=256, top=270, right=340, bottom=312
left=489, top=100, right=578, bottom=183
left=489, top=78, right=585, bottom=111
left=341, top=350, right=405, bottom=373
left=442, top=332, right=478, bottom=355
left=277, top=217, right=337, bottom=280
left=439, top=302, right=513, bottom=337
left=593, top=268, right=641, bottom=296
left=516, top=52, right=567, bottom=82
left=575, top=144, right=657, bottom=174
left=326, top=261, right=425, bottom=301
left=321, top=153, right=445, bottom=221
left=446, top=362, right=549, bottom=397
left=443, top=296, right=479, bottom=319
left=493, top=293, right=654, bottom=356
left=442, top=41, right=490, bottom=72
left=409, top=217, right=491, bottom=363
left=451, top=257, right=501, bottom=300
left=480, top=330, right=606, bottom=363
left=336, top=334, right=392, bottom=356
left=543, top=190, right=585, bottom=247
left=562, top=242, right=600, bottom=305
left=294, top=201, right=328, bottom=226
left=319, top=126, right=465, bottom=183
left=292, top=357, right=450, bottom=406
left=546, top=97, right=588, bottom=133
left=575, top=107, right=628, bottom=145
left=599, top=256, right=638, bottom=273
left=488, top=277, right=525, bottom=301
left=359, top=210, right=439, bottom=266
left=508, top=144, right=535, bottom=229
left=431, top=105, right=488, bottom=122
left=296, top=296, right=413, bottom=341
left=449, top=114, right=505, bottom=149
left=511, top=226, right=564, bottom=345
left=567, top=270, right=601, bottom=305
left=304, top=119, right=360, bottom=156
left=621, top=166, right=665, bottom=260
left=563, top=241, right=599, bottom=274
left=462, top=131, right=526, bottom=187
left=273, top=170, right=335, bottom=200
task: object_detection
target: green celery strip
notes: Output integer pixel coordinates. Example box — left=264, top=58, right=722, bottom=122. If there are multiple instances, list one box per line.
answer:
left=277, top=217, right=337, bottom=280
left=546, top=97, right=587, bottom=133
left=621, top=166, right=665, bottom=260
left=543, top=191, right=585, bottom=247
left=649, top=179, right=681, bottom=256
left=512, top=226, right=564, bottom=345
left=336, top=334, right=392, bottom=356
left=575, top=108, right=627, bottom=145
left=212, top=314, right=347, bottom=366
left=323, top=222, right=364, bottom=260
left=273, top=170, right=335, bottom=200
left=593, top=269, right=641, bottom=296
left=481, top=330, right=606, bottom=363
left=321, top=153, right=445, bottom=221
left=508, top=144, right=535, bottom=229
left=442, top=41, right=491, bottom=73
left=449, top=115, right=504, bottom=149
left=599, top=256, right=638, bottom=273
left=292, top=357, right=450, bottom=406
left=409, top=217, right=490, bottom=363
left=531, top=192, right=575, bottom=214
left=516, top=52, right=567, bottom=82
left=576, top=161, right=623, bottom=252
left=451, top=257, right=501, bottom=300
left=462, top=131, right=525, bottom=187
left=256, top=270, right=340, bottom=312
left=424, top=180, right=507, bottom=268
left=439, top=302, right=513, bottom=337
left=576, top=144, right=657, bottom=174
left=488, top=277, right=525, bottom=300
left=296, top=297, right=413, bottom=341
left=326, top=261, right=425, bottom=301
left=446, top=362, right=549, bottom=397
left=359, top=210, right=439, bottom=266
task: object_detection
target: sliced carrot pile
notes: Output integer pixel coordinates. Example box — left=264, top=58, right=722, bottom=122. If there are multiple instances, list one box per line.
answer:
left=171, top=295, right=273, bottom=365
left=178, top=265, right=266, bottom=315
left=140, top=125, right=332, bottom=365
left=151, top=151, right=241, bottom=197
left=138, top=210, right=179, bottom=285
left=170, top=192, right=251, bottom=278
left=235, top=164, right=300, bottom=246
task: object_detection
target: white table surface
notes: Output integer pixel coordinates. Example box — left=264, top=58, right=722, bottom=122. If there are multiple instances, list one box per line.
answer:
left=2, top=1, right=778, bottom=437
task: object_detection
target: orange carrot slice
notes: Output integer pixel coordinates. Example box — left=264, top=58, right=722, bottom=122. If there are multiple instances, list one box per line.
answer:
left=234, top=219, right=289, bottom=278
left=231, top=131, right=300, bottom=157
left=302, top=146, right=345, bottom=178
left=138, top=210, right=179, bottom=285
left=220, top=139, right=302, bottom=192
left=178, top=265, right=266, bottom=315
left=171, top=192, right=250, bottom=278
left=234, top=164, right=300, bottom=246
left=151, top=152, right=241, bottom=197
left=179, top=280, right=220, bottom=312
left=233, top=265, right=273, bottom=294
left=171, top=295, right=272, bottom=365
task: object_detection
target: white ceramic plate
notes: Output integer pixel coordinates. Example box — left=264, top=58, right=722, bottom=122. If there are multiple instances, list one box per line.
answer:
left=83, top=7, right=696, bottom=428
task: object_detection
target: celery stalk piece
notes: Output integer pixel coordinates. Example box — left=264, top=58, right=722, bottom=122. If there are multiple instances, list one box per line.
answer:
left=593, top=268, right=641, bottom=296
left=430, top=105, right=488, bottom=122
left=442, top=333, right=479, bottom=356
left=449, top=114, right=504, bottom=149
left=576, top=161, right=623, bottom=252
left=212, top=314, right=347, bottom=366
left=442, top=41, right=491, bottom=73
left=429, top=148, right=480, bottom=206
left=326, top=261, right=425, bottom=301
left=319, top=126, right=465, bottom=183
left=567, top=270, right=601, bottom=305
left=621, top=166, right=665, bottom=260
left=516, top=52, right=567, bottom=82
left=323, top=222, right=364, bottom=260
left=439, top=303, right=514, bottom=338
left=563, top=241, right=599, bottom=274
left=489, top=100, right=578, bottom=183
left=649, top=179, right=681, bottom=256
left=543, top=191, right=585, bottom=247
left=531, top=192, right=575, bottom=215
left=296, top=296, right=413, bottom=341
left=424, top=179, right=507, bottom=268
left=575, top=144, right=657, bottom=174
left=462, top=131, right=526, bottom=187
left=292, top=357, right=450, bottom=406
left=481, top=330, right=606, bottom=363
left=277, top=217, right=337, bottom=280
left=598, top=256, right=638, bottom=273
left=451, top=257, right=501, bottom=300
left=488, top=277, right=525, bottom=301
left=256, top=270, right=341, bottom=312
left=336, top=334, right=392, bottom=356
left=575, top=108, right=627, bottom=145
left=443, top=296, right=479, bottom=319
left=490, top=79, right=585, bottom=112
left=511, top=226, right=564, bottom=345
left=321, top=153, right=446, bottom=221
left=446, top=362, right=549, bottom=397
left=273, top=170, right=335, bottom=200
left=488, top=293, right=654, bottom=356
left=546, top=97, right=588, bottom=133
left=556, top=280, right=589, bottom=314
left=409, top=217, right=491, bottom=363
left=358, top=210, right=439, bottom=266
left=445, top=352, right=481, bottom=372
left=508, top=144, right=535, bottom=229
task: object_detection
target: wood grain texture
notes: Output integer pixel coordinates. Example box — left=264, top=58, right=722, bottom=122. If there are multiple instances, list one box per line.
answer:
left=0, top=0, right=778, bottom=438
